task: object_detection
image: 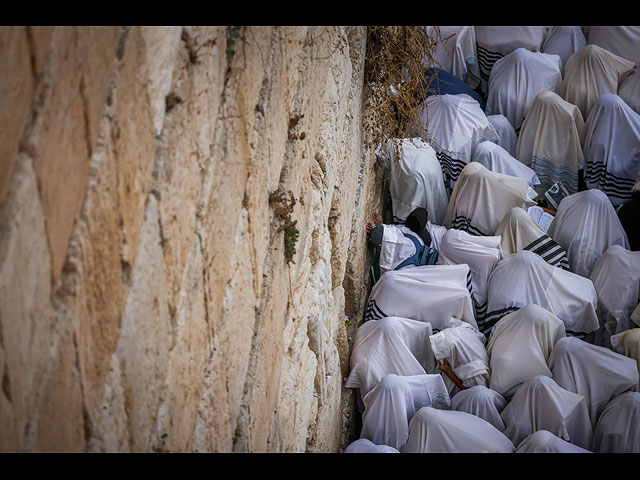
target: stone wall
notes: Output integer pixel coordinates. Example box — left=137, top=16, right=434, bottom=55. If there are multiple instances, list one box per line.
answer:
left=0, top=25, right=385, bottom=452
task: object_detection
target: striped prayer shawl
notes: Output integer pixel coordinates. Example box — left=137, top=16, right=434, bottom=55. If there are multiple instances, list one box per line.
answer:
left=523, top=235, right=571, bottom=271
left=586, top=162, right=637, bottom=204
left=365, top=298, right=387, bottom=323
left=450, top=215, right=489, bottom=237
left=530, top=155, right=579, bottom=195
left=436, top=150, right=467, bottom=195
left=477, top=43, right=504, bottom=83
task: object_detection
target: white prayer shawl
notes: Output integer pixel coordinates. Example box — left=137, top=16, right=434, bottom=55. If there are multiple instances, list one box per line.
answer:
left=425, top=26, right=480, bottom=88
left=588, top=245, right=640, bottom=347
left=382, top=138, right=450, bottom=225
left=485, top=250, right=599, bottom=339
left=345, top=316, right=435, bottom=397
left=416, top=94, right=499, bottom=194
left=400, top=406, right=515, bottom=453
left=450, top=385, right=508, bottom=432
left=500, top=375, right=593, bottom=450
left=486, top=48, right=563, bottom=134
left=379, top=224, right=426, bottom=274
left=426, top=220, right=447, bottom=252
left=364, top=264, right=477, bottom=331
left=475, top=26, right=548, bottom=94
left=549, top=336, right=640, bottom=429
left=515, top=90, right=586, bottom=195
left=472, top=140, right=540, bottom=187
left=487, top=114, right=517, bottom=157
left=583, top=94, right=640, bottom=206
left=559, top=44, right=635, bottom=119
left=360, top=373, right=451, bottom=450
left=443, top=162, right=534, bottom=237
left=486, top=304, right=566, bottom=398
left=495, top=207, right=570, bottom=271
left=436, top=228, right=502, bottom=314
left=344, top=439, right=400, bottom=453
left=548, top=189, right=630, bottom=277
left=611, top=328, right=640, bottom=375
left=540, top=26, right=587, bottom=73
left=429, top=317, right=490, bottom=395
left=583, top=25, right=640, bottom=66
left=593, top=391, right=640, bottom=453
left=618, top=66, right=640, bottom=114
left=515, top=430, right=591, bottom=453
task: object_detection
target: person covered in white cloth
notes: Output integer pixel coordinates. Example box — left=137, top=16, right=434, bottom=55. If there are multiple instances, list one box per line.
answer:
left=344, top=439, right=399, bottom=453
left=376, top=137, right=449, bottom=225
left=415, top=93, right=498, bottom=194
left=443, top=162, right=535, bottom=237
left=540, top=26, right=587, bottom=73
left=450, top=385, right=508, bottom=432
left=425, top=26, right=481, bottom=90
left=485, top=48, right=563, bottom=134
left=618, top=66, right=640, bottom=114
left=549, top=336, right=640, bottom=430
left=487, top=114, right=518, bottom=158
left=359, top=373, right=451, bottom=450
left=582, top=25, right=640, bottom=66
left=558, top=43, right=635, bottom=119
left=588, top=244, right=640, bottom=348
left=484, top=250, right=599, bottom=340
left=472, top=140, right=540, bottom=189
left=515, top=430, right=591, bottom=453
left=592, top=391, right=640, bottom=453
left=486, top=304, right=566, bottom=398
left=495, top=207, right=570, bottom=271
left=582, top=94, right=640, bottom=206
left=611, top=328, right=640, bottom=375
left=548, top=189, right=630, bottom=277
left=500, top=375, right=593, bottom=451
left=516, top=90, right=586, bottom=196
left=400, top=406, right=515, bottom=453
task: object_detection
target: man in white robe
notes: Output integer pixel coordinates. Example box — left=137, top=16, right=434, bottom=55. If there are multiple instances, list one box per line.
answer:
left=540, top=26, right=587, bottom=73
left=548, top=189, right=630, bottom=277
left=416, top=94, right=498, bottom=194
left=583, top=94, right=640, bottom=206
left=588, top=245, right=640, bottom=348
left=450, top=385, right=508, bottom=432
left=486, top=48, right=563, bottom=134
left=487, top=114, right=517, bottom=157
left=400, top=406, right=515, bottom=453
left=583, top=25, right=640, bottom=66
left=443, top=162, right=534, bottom=237
left=516, top=90, right=586, bottom=195
left=425, top=26, right=481, bottom=89
left=515, top=430, right=591, bottom=453
left=500, top=375, right=593, bottom=451
left=559, top=44, right=635, bottom=119
left=485, top=250, right=599, bottom=339
left=549, top=336, right=640, bottom=429
left=486, top=304, right=566, bottom=398
left=592, top=391, right=640, bottom=453
left=364, top=264, right=476, bottom=331
left=495, top=207, right=570, bottom=271
left=472, top=141, right=540, bottom=188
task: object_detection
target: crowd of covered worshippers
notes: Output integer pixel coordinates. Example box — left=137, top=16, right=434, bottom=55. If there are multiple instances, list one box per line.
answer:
left=344, top=26, right=640, bottom=454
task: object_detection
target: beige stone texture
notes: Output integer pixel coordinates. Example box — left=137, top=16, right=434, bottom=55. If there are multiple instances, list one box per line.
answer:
left=0, top=25, right=383, bottom=452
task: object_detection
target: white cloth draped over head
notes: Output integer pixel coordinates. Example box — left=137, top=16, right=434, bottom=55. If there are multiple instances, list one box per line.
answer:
left=495, top=207, right=570, bottom=270
left=485, top=250, right=599, bottom=339
left=472, top=140, right=540, bottom=187
left=588, top=245, right=640, bottom=347
left=380, top=137, right=449, bottom=225
left=515, top=430, right=591, bottom=453
left=474, top=26, right=548, bottom=94
left=450, top=385, right=508, bottom=432
left=583, top=94, right=640, bottom=206
left=429, top=317, right=490, bottom=395
left=360, top=373, right=451, bottom=450
left=345, top=316, right=436, bottom=397
left=559, top=44, right=635, bottom=119
left=500, top=375, right=593, bottom=450
left=378, top=224, right=427, bottom=274
left=593, top=391, right=640, bottom=453
left=400, top=406, right=515, bottom=453
left=436, top=228, right=502, bottom=312
left=364, top=264, right=477, bottom=331
left=486, top=304, right=566, bottom=398
left=618, top=66, right=640, bottom=114
left=416, top=94, right=499, bottom=194
left=516, top=90, right=586, bottom=195
left=548, top=189, right=630, bottom=277
left=611, top=328, right=640, bottom=374
left=549, top=336, right=640, bottom=429
left=540, top=26, right=587, bottom=73
left=486, top=48, right=563, bottom=134
left=583, top=25, right=640, bottom=66
left=443, top=162, right=534, bottom=237
left=344, top=438, right=400, bottom=453
left=425, top=26, right=480, bottom=89
left=487, top=114, right=518, bottom=157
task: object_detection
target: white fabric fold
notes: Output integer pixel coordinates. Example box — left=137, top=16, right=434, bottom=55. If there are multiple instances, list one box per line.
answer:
left=344, top=438, right=400, bottom=453
left=583, top=25, right=640, bottom=66
left=618, top=66, right=640, bottom=114
left=487, top=114, right=517, bottom=157
left=425, top=26, right=480, bottom=88
left=450, top=385, right=508, bottom=432
left=515, top=430, right=591, bottom=453
left=593, top=391, right=640, bottom=453
left=541, top=26, right=587, bottom=73
left=472, top=140, right=540, bottom=187
left=610, top=328, right=640, bottom=376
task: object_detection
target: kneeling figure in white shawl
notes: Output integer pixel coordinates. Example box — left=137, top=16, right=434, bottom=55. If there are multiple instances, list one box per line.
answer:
left=593, top=391, right=640, bottom=453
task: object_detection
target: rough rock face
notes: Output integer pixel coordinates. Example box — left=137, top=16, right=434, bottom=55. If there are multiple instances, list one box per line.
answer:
left=0, top=26, right=384, bottom=452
